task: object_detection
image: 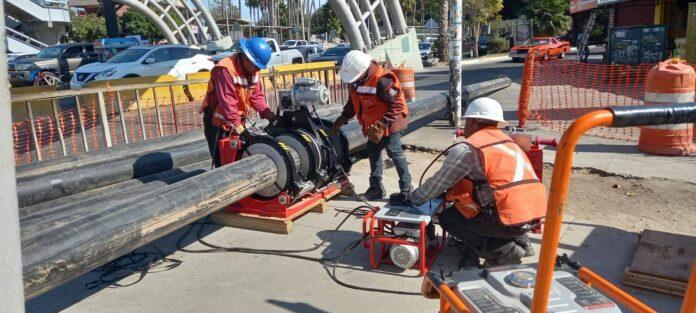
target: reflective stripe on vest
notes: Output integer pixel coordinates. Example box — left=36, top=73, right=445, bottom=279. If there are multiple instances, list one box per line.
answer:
left=444, top=128, right=547, bottom=225
left=349, top=63, right=408, bottom=136
left=200, top=54, right=258, bottom=127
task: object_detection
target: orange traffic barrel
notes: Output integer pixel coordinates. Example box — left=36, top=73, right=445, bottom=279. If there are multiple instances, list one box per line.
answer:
left=393, top=67, right=415, bottom=102
left=638, top=59, right=696, bottom=155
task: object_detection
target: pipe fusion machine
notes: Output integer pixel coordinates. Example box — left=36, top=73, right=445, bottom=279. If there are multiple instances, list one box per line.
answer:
left=218, top=78, right=350, bottom=218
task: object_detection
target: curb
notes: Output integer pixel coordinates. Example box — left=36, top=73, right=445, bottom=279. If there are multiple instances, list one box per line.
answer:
left=460, top=55, right=511, bottom=65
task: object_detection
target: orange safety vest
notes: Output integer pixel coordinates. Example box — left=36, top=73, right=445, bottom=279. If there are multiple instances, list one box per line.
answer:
left=349, top=63, right=408, bottom=136
left=445, top=127, right=547, bottom=226
left=200, top=53, right=260, bottom=127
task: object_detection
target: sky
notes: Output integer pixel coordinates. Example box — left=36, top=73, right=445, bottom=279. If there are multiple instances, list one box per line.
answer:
left=200, top=0, right=326, bottom=22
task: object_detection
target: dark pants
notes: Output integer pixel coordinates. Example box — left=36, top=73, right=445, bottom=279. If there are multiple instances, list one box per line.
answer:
left=439, top=206, right=531, bottom=260
left=203, top=110, right=229, bottom=168
left=366, top=131, right=412, bottom=193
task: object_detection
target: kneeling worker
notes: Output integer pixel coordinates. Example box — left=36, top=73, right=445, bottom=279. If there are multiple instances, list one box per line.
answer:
left=200, top=37, right=277, bottom=167
left=407, top=97, right=547, bottom=266
left=331, top=50, right=412, bottom=200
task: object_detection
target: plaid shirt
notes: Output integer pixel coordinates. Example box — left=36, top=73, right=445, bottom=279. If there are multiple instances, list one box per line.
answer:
left=409, top=143, right=484, bottom=205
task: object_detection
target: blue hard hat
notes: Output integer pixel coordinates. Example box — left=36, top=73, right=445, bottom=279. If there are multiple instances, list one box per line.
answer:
left=239, top=37, right=272, bottom=69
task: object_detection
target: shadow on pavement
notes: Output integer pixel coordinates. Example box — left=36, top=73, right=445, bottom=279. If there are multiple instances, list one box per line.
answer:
left=266, top=299, right=331, bottom=313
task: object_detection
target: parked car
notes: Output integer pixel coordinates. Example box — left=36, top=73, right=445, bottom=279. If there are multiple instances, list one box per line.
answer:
left=308, top=40, right=324, bottom=50
left=478, top=35, right=490, bottom=55
left=9, top=43, right=98, bottom=86
left=419, top=42, right=433, bottom=60
left=7, top=52, right=36, bottom=62
left=280, top=40, right=308, bottom=50
left=70, top=44, right=213, bottom=89
left=309, top=46, right=351, bottom=65
left=509, top=37, right=571, bottom=62
left=305, top=46, right=326, bottom=62
left=296, top=45, right=324, bottom=62
left=213, top=38, right=304, bottom=68
left=335, top=43, right=351, bottom=48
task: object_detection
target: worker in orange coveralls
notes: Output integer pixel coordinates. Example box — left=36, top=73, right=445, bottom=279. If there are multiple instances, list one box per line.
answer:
left=200, top=37, right=277, bottom=167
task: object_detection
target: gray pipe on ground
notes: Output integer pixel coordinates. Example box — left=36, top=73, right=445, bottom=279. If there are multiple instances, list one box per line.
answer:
left=22, top=154, right=277, bottom=299
left=16, top=142, right=210, bottom=208
left=16, top=132, right=204, bottom=182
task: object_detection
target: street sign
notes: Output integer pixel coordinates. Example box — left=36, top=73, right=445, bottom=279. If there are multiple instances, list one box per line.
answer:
left=425, top=18, right=437, bottom=31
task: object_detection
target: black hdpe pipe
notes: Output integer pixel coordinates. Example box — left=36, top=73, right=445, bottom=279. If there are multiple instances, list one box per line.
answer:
left=20, top=161, right=211, bottom=233
left=16, top=141, right=210, bottom=208
left=16, top=132, right=204, bottom=182
left=22, top=154, right=277, bottom=299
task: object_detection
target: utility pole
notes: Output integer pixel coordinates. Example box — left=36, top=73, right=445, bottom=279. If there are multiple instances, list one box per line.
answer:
left=101, top=0, right=120, bottom=38
left=0, top=6, right=26, bottom=312
left=449, top=0, right=463, bottom=127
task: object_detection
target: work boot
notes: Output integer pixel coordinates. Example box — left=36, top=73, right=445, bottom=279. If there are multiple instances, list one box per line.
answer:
left=481, top=242, right=527, bottom=268
left=360, top=186, right=385, bottom=201
left=514, top=235, right=535, bottom=257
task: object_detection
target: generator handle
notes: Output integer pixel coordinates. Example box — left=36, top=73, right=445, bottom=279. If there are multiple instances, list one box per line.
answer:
left=531, top=109, right=660, bottom=313
left=609, top=102, right=696, bottom=127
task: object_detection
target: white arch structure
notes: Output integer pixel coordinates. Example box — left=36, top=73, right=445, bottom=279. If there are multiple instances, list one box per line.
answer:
left=112, top=0, right=224, bottom=46
left=328, top=0, right=407, bottom=51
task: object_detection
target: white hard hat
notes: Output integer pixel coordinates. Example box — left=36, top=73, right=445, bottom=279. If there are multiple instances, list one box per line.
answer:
left=463, top=97, right=507, bottom=126
left=339, top=50, right=372, bottom=83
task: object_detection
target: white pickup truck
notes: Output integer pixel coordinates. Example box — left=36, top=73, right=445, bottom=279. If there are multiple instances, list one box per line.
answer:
left=213, top=38, right=304, bottom=67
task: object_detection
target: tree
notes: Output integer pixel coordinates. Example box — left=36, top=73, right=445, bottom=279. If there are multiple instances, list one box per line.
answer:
left=437, top=0, right=449, bottom=60
left=120, top=11, right=163, bottom=42
left=311, top=3, right=343, bottom=38
left=463, top=0, right=503, bottom=57
left=209, top=0, right=241, bottom=21
left=65, top=13, right=106, bottom=42
left=521, top=0, right=572, bottom=36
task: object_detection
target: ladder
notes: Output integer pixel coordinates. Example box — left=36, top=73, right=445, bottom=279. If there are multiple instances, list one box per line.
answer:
left=576, top=10, right=597, bottom=62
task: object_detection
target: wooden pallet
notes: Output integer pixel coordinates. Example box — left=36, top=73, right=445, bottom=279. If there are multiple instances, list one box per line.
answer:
left=622, top=229, right=696, bottom=296
left=212, top=188, right=338, bottom=234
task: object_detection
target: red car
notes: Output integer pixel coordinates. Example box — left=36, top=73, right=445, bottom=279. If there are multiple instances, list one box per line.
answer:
left=509, top=37, right=571, bottom=62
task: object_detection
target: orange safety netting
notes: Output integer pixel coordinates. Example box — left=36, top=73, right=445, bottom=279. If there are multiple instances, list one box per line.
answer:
left=12, top=71, right=348, bottom=165
left=519, top=57, right=655, bottom=141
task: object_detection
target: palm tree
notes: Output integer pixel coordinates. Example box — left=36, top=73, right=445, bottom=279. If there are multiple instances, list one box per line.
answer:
left=437, top=0, right=449, bottom=60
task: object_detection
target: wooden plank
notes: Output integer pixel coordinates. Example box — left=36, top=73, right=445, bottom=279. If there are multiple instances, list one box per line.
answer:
left=627, top=229, right=696, bottom=282
left=211, top=187, right=338, bottom=234
left=623, top=270, right=687, bottom=296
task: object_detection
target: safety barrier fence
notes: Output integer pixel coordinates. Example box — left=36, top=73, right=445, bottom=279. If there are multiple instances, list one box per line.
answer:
left=517, top=55, right=694, bottom=141
left=11, top=64, right=349, bottom=165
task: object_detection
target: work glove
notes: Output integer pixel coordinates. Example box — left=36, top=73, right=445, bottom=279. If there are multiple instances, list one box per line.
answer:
left=331, top=116, right=349, bottom=137
left=367, top=121, right=386, bottom=144
left=265, top=111, right=277, bottom=125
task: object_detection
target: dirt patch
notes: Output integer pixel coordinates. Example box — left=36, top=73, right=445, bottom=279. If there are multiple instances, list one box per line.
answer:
left=542, top=164, right=696, bottom=236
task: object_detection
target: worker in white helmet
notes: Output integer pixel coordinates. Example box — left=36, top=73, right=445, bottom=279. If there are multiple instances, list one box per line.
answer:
left=330, top=50, right=412, bottom=200
left=393, top=97, right=547, bottom=267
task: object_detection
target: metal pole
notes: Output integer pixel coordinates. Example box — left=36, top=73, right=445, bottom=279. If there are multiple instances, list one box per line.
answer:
left=0, top=13, right=26, bottom=311
left=97, top=92, right=113, bottom=148
left=101, top=0, right=120, bottom=37
left=116, top=92, right=129, bottom=144
left=51, top=99, right=67, bottom=156
left=448, top=0, right=462, bottom=127
left=74, top=96, right=90, bottom=152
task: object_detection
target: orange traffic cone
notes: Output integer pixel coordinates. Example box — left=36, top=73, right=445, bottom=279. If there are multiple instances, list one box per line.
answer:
left=638, top=59, right=696, bottom=155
